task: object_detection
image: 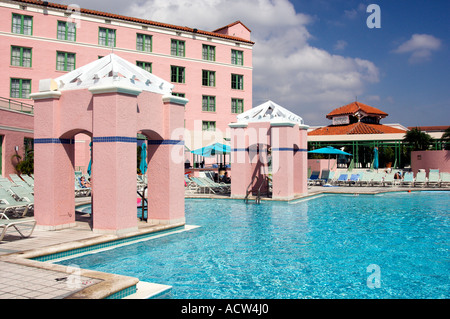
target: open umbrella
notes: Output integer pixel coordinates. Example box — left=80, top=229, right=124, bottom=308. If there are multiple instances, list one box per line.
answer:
left=139, top=142, right=148, bottom=174
left=308, top=146, right=352, bottom=170
left=87, top=141, right=92, bottom=176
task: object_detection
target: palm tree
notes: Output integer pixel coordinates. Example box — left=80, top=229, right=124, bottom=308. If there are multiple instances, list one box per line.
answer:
left=442, top=127, right=450, bottom=150
left=403, top=127, right=432, bottom=151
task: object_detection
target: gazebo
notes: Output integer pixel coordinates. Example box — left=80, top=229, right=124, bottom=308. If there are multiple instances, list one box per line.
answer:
left=30, top=54, right=188, bottom=234
left=228, top=100, right=309, bottom=200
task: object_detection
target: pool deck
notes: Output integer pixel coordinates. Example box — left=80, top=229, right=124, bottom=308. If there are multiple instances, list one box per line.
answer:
left=0, top=186, right=448, bottom=299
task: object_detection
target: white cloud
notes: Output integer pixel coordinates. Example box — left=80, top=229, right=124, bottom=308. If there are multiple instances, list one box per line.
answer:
left=333, top=40, right=348, bottom=51
left=123, top=0, right=379, bottom=125
left=394, top=34, right=441, bottom=63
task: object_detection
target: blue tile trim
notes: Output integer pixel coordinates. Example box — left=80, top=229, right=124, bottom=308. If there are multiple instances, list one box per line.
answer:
left=93, top=136, right=137, bottom=143
left=232, top=148, right=247, bottom=152
left=34, top=138, right=74, bottom=144
left=148, top=140, right=184, bottom=145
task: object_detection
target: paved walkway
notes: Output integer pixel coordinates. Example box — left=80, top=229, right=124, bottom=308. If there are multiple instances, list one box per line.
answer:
left=1, top=187, right=448, bottom=299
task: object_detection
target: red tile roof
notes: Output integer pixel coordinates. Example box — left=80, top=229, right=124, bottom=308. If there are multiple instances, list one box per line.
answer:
left=13, top=0, right=255, bottom=44
left=213, top=21, right=252, bottom=33
left=308, top=122, right=406, bottom=136
left=407, top=126, right=450, bottom=132
left=326, top=101, right=388, bottom=119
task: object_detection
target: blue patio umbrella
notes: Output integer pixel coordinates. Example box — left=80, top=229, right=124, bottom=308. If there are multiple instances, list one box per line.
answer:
left=140, top=142, right=148, bottom=174
left=191, top=142, right=231, bottom=168
left=373, top=147, right=379, bottom=170
left=87, top=141, right=92, bottom=176
left=308, top=146, right=352, bottom=170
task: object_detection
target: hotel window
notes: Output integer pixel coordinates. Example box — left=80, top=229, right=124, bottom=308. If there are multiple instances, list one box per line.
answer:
left=231, top=98, right=244, bottom=114
left=202, top=121, right=216, bottom=131
left=202, top=44, right=215, bottom=61
left=172, top=93, right=185, bottom=97
left=231, top=49, right=243, bottom=65
left=10, top=78, right=31, bottom=99
left=137, top=33, right=152, bottom=52
left=202, top=96, right=216, bottom=112
left=171, top=39, right=185, bottom=57
left=56, top=51, right=76, bottom=72
left=12, top=13, right=33, bottom=35
left=99, top=27, right=116, bottom=47
left=11, top=46, right=32, bottom=67
left=202, top=70, right=215, bottom=87
left=231, top=74, right=244, bottom=90
left=171, top=66, right=185, bottom=83
left=137, top=61, right=152, bottom=73
left=57, top=21, right=76, bottom=41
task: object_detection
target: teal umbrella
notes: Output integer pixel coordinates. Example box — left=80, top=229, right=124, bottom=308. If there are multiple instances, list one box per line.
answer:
left=191, top=142, right=231, bottom=157
left=308, top=146, right=352, bottom=170
left=87, top=141, right=92, bottom=176
left=140, top=142, right=148, bottom=174
left=373, top=147, right=379, bottom=170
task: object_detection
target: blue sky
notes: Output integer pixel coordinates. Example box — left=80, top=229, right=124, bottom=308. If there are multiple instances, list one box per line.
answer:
left=56, top=0, right=449, bottom=127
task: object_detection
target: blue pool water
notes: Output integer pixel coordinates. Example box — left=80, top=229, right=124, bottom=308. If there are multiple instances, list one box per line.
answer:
left=62, top=191, right=449, bottom=299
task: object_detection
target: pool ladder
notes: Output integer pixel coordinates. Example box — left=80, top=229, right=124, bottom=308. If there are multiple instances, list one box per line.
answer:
left=137, top=186, right=148, bottom=221
left=244, top=175, right=268, bottom=204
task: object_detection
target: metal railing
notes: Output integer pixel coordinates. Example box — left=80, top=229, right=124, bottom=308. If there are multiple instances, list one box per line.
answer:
left=0, top=97, right=34, bottom=114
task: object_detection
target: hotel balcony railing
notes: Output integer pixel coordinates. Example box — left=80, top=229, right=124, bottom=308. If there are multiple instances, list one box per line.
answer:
left=0, top=97, right=34, bottom=115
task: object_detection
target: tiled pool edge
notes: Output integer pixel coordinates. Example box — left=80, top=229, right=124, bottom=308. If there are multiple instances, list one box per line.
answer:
left=1, top=222, right=188, bottom=299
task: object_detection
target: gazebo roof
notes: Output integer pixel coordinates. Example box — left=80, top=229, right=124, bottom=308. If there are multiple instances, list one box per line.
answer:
left=326, top=101, right=388, bottom=119
left=51, top=54, right=173, bottom=95
left=236, top=100, right=306, bottom=126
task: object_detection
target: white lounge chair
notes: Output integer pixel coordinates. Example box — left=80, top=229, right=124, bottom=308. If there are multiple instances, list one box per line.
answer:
left=0, top=214, right=36, bottom=241
left=439, top=172, right=450, bottom=188
left=414, top=171, right=427, bottom=187
left=0, top=188, right=31, bottom=218
left=358, top=171, right=373, bottom=186
left=427, top=171, right=440, bottom=187
left=400, top=172, right=414, bottom=187
left=371, top=172, right=384, bottom=186
left=383, top=173, right=395, bottom=187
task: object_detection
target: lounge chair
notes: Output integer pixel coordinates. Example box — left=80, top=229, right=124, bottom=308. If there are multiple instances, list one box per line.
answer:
left=427, top=171, right=440, bottom=187
left=319, top=170, right=331, bottom=184
left=0, top=188, right=31, bottom=218
left=189, top=177, right=216, bottom=194
left=9, top=174, right=33, bottom=192
left=414, top=171, right=427, bottom=187
left=75, top=177, right=91, bottom=197
left=335, top=173, right=348, bottom=186
left=0, top=177, right=14, bottom=189
left=371, top=172, right=384, bottom=186
left=0, top=214, right=36, bottom=241
left=198, top=177, right=230, bottom=194
left=358, top=171, right=373, bottom=186
left=440, top=172, right=450, bottom=188
left=184, top=176, right=200, bottom=194
left=21, top=174, right=34, bottom=188
left=383, top=173, right=395, bottom=187
left=347, top=174, right=360, bottom=186
left=308, top=171, right=321, bottom=186
left=9, top=185, right=34, bottom=203
left=400, top=172, right=414, bottom=187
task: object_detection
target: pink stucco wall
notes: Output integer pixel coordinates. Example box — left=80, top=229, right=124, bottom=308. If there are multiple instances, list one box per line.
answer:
left=411, top=150, right=450, bottom=174
left=0, top=108, right=34, bottom=177
left=308, top=159, right=337, bottom=176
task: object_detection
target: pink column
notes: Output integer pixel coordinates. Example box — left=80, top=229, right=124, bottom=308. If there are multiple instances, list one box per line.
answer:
left=294, top=128, right=308, bottom=195
left=89, top=87, right=141, bottom=234
left=31, top=91, right=76, bottom=229
left=271, top=123, right=295, bottom=200
left=147, top=95, right=187, bottom=225
left=229, top=124, right=251, bottom=198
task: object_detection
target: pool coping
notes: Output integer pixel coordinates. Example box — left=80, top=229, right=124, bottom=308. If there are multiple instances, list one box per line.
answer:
left=0, top=221, right=186, bottom=299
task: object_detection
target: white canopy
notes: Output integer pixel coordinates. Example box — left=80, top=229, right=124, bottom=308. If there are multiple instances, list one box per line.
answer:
left=236, top=100, right=305, bottom=126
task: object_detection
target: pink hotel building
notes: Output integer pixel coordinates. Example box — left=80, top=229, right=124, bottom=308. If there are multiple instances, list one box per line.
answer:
left=0, top=0, right=254, bottom=177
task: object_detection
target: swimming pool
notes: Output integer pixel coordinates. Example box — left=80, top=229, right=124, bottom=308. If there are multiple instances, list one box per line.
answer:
left=61, top=191, right=449, bottom=299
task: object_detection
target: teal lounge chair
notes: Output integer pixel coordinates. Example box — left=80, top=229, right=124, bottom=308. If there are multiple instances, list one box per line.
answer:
left=383, top=173, right=395, bottom=187
left=427, top=171, right=440, bottom=187
left=400, top=172, right=414, bottom=187
left=0, top=188, right=31, bottom=218
left=440, top=172, right=450, bottom=188
left=414, top=171, right=426, bottom=187
left=371, top=172, right=384, bottom=186
left=358, top=171, right=373, bottom=186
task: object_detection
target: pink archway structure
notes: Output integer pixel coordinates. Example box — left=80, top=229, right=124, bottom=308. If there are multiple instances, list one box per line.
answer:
left=229, top=101, right=309, bottom=200
left=30, top=54, right=188, bottom=234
